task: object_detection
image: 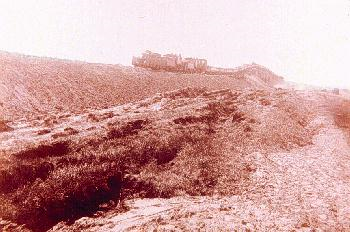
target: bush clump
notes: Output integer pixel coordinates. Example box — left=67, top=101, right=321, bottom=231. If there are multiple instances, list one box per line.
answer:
left=0, top=162, right=54, bottom=193
left=0, top=120, right=13, bottom=132
left=12, top=164, right=123, bottom=231
left=14, top=141, right=71, bottom=160
left=0, top=88, right=316, bottom=231
left=107, top=119, right=149, bottom=139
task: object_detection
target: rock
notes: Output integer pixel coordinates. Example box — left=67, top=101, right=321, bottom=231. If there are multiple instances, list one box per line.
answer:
left=0, top=218, right=29, bottom=232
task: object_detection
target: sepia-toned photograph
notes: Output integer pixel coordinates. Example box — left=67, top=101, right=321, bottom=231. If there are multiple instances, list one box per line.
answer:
left=0, top=0, right=349, bottom=231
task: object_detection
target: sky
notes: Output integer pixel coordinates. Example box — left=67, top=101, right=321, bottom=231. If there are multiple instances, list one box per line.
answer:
left=0, top=0, right=349, bottom=88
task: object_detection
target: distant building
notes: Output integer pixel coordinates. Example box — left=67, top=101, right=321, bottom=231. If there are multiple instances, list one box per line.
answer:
left=132, top=50, right=251, bottom=75
left=332, top=88, right=339, bottom=95
left=132, top=51, right=208, bottom=73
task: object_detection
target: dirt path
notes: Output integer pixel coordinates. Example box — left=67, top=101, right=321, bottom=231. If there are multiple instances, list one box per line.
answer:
left=244, top=115, right=350, bottom=231
left=53, top=108, right=350, bottom=232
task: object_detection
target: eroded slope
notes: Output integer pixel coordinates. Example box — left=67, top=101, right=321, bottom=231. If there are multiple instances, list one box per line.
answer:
left=0, top=51, right=282, bottom=121
left=0, top=87, right=316, bottom=231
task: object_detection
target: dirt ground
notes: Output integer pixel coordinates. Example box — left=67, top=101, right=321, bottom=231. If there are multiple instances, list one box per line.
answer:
left=52, top=91, right=350, bottom=232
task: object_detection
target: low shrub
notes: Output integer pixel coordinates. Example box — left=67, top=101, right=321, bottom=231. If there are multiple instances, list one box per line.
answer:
left=64, top=127, right=79, bottom=134
left=332, top=100, right=350, bottom=129
left=260, top=98, right=271, bottom=106
left=52, top=128, right=79, bottom=139
left=36, top=128, right=51, bottom=135
left=202, top=101, right=237, bottom=116
left=0, top=120, right=13, bottom=132
left=87, top=113, right=99, bottom=122
left=101, top=111, right=114, bottom=120
left=13, top=141, right=71, bottom=160
left=163, top=87, right=206, bottom=99
left=12, top=164, right=123, bottom=231
left=107, top=119, right=149, bottom=139
left=138, top=136, right=223, bottom=197
left=43, top=117, right=58, bottom=127
left=173, top=115, right=215, bottom=125
left=0, top=162, right=54, bottom=193
left=0, top=88, right=316, bottom=231
left=232, top=111, right=245, bottom=123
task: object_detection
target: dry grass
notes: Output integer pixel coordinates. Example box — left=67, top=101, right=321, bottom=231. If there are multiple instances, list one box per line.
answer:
left=0, top=88, right=315, bottom=231
left=332, top=99, right=350, bottom=130
left=328, top=98, right=350, bottom=144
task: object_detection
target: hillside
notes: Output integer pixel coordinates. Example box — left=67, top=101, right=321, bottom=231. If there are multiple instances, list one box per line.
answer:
left=0, top=51, right=283, bottom=121
left=0, top=83, right=349, bottom=231
left=0, top=51, right=348, bottom=232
